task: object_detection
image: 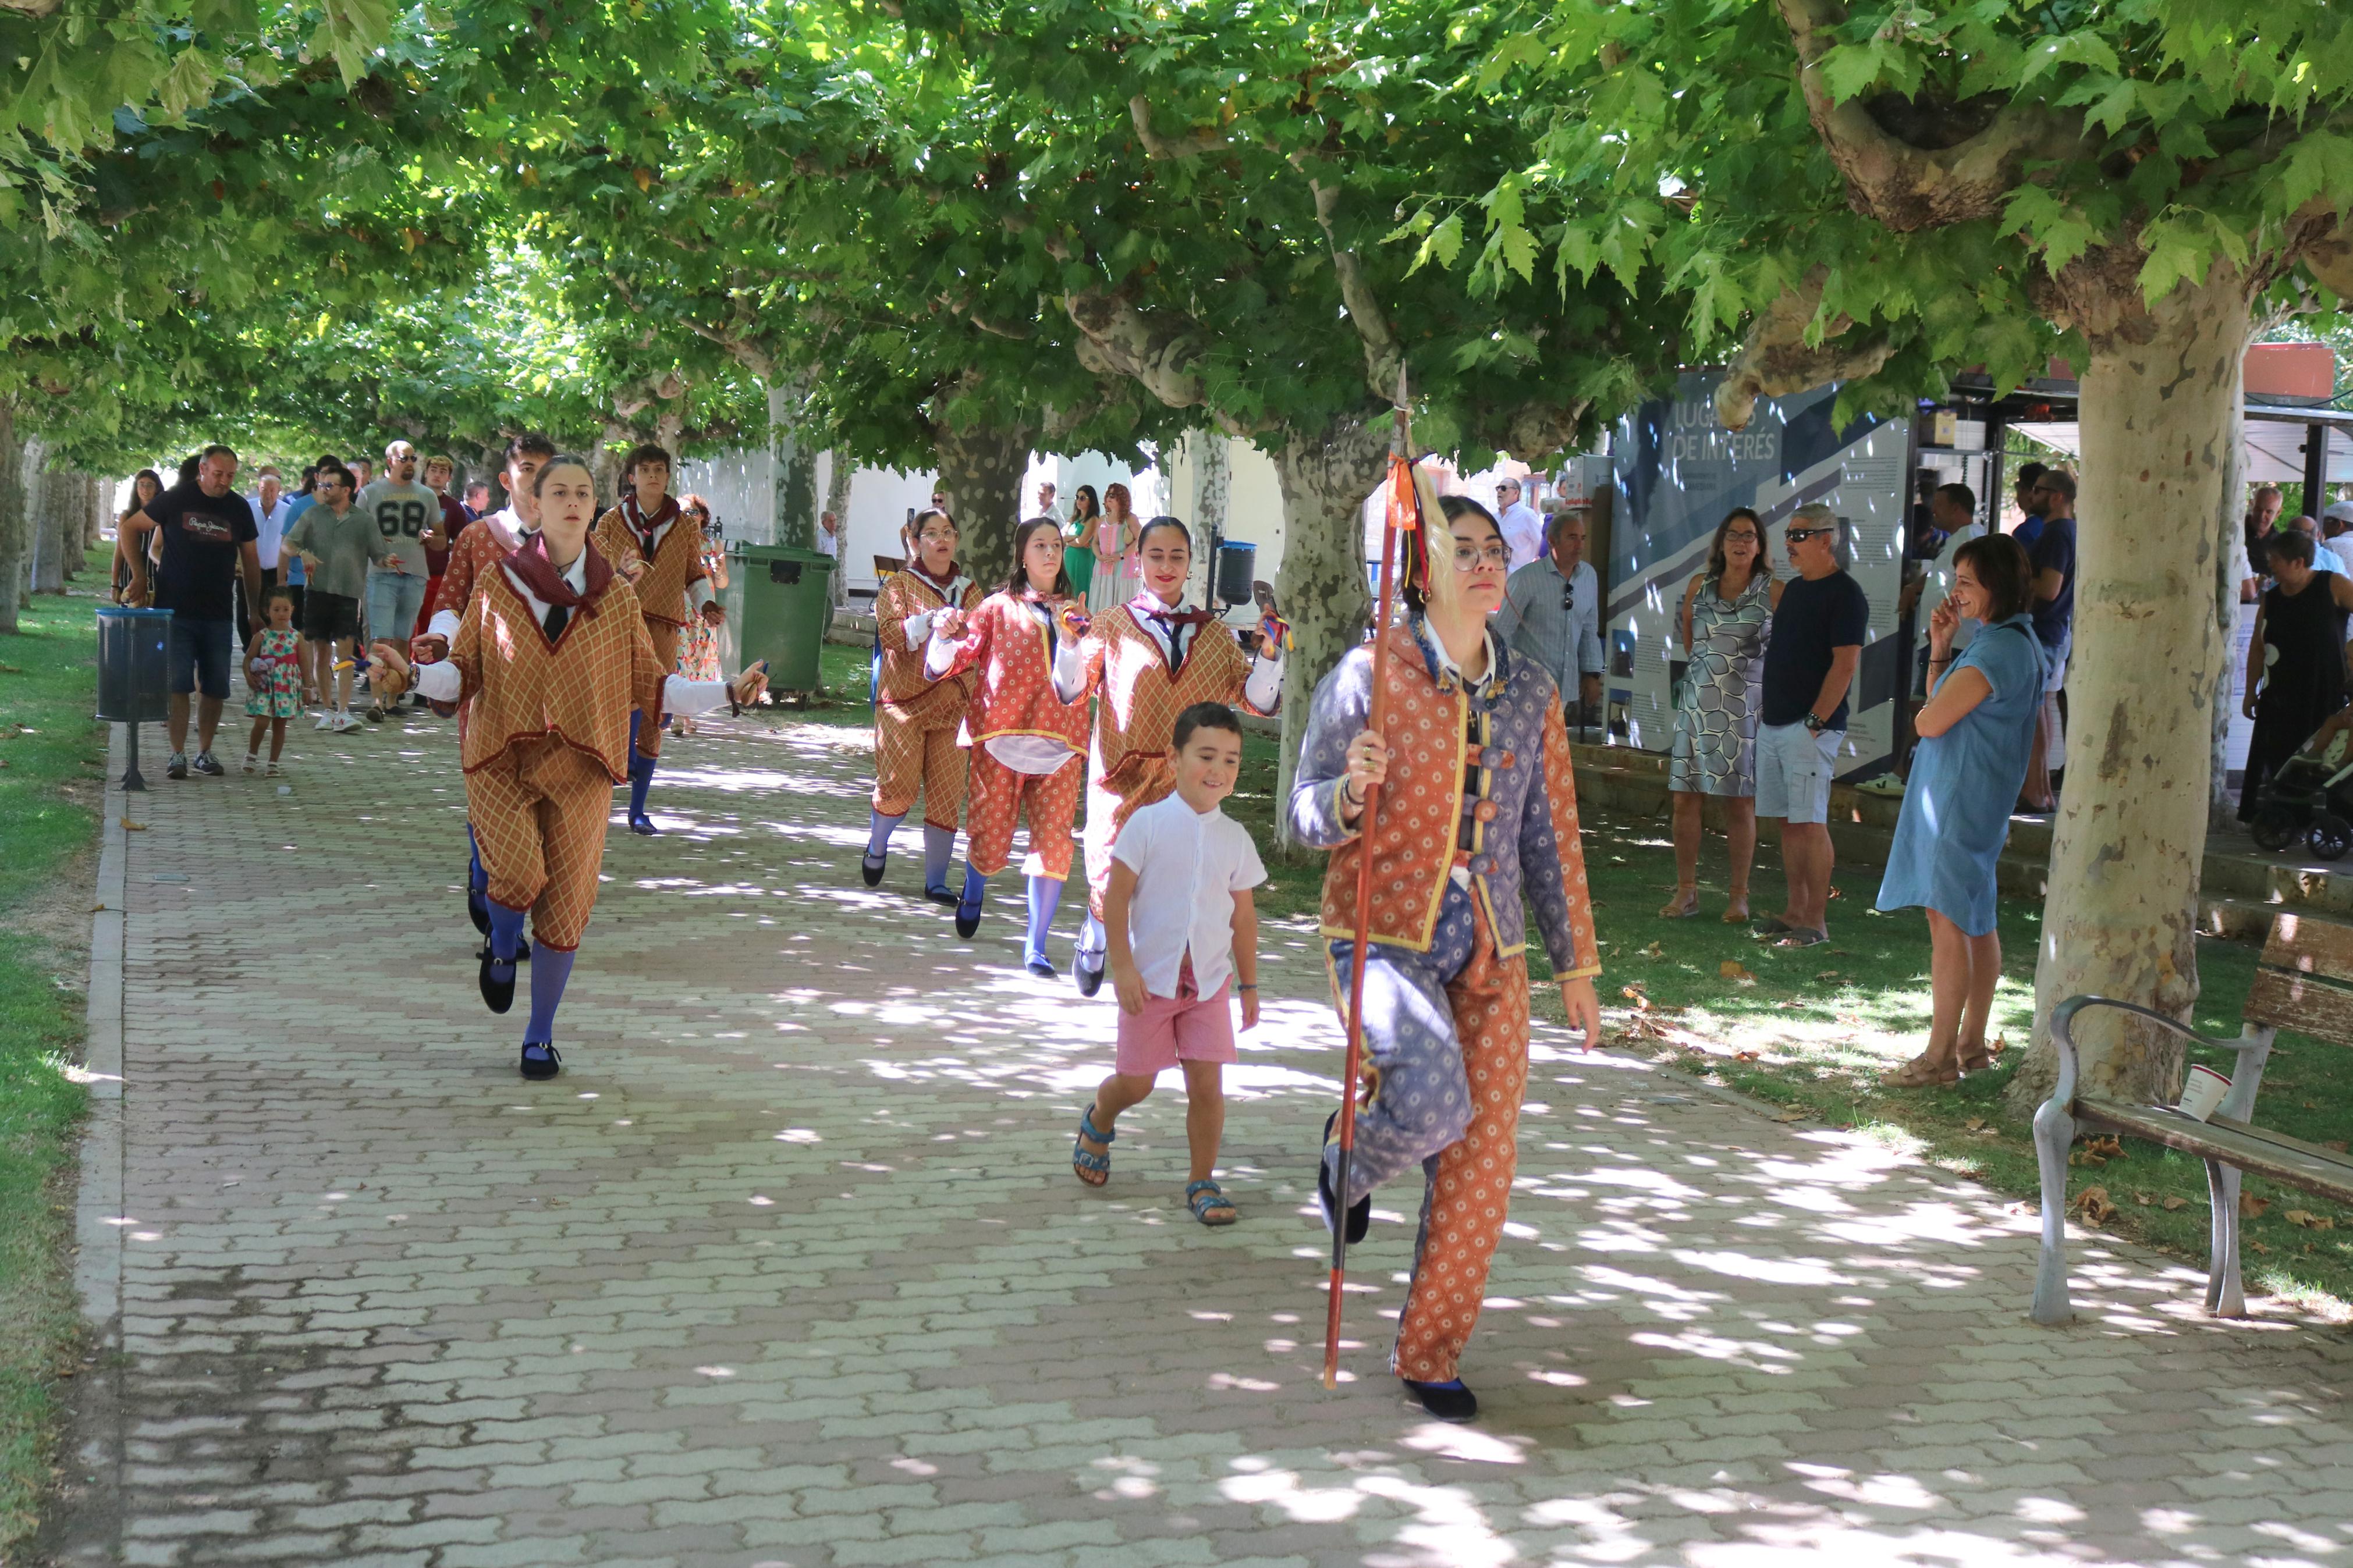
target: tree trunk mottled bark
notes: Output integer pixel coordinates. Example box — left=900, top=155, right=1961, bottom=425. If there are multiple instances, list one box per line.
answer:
left=2006, top=265, right=2254, bottom=1116
left=33, top=467, right=70, bottom=593
left=765, top=385, right=817, bottom=549
left=1270, top=411, right=1390, bottom=849
left=934, top=419, right=1035, bottom=588
left=823, top=451, right=853, bottom=606
left=0, top=407, right=23, bottom=634
left=591, top=422, right=630, bottom=511
left=2209, top=358, right=2252, bottom=831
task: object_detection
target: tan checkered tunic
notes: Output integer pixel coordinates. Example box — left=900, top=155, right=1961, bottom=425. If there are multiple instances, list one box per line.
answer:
left=445, top=558, right=665, bottom=784
left=592, top=507, right=711, bottom=630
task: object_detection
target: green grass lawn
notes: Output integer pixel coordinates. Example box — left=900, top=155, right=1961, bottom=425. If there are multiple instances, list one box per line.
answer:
left=0, top=559, right=105, bottom=1551
left=805, top=631, right=2353, bottom=1308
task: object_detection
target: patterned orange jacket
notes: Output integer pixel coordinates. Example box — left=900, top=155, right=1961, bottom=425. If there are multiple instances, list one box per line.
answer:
left=875, top=568, right=982, bottom=716
left=932, top=591, right=1090, bottom=752
left=592, top=504, right=712, bottom=630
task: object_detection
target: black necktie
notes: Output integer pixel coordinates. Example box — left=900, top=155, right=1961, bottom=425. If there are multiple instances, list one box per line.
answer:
left=542, top=603, right=569, bottom=640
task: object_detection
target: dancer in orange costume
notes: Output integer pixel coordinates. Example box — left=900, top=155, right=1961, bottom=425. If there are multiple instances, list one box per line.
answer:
left=864, top=508, right=984, bottom=901
left=590, top=443, right=722, bottom=835
left=1052, top=514, right=1284, bottom=995
left=1288, top=493, right=1602, bottom=1424
left=926, top=517, right=1091, bottom=969
left=413, top=433, right=556, bottom=948
left=372, top=453, right=765, bottom=1081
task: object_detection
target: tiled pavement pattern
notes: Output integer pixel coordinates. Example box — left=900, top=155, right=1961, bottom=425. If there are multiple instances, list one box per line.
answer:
left=45, top=706, right=2353, bottom=1567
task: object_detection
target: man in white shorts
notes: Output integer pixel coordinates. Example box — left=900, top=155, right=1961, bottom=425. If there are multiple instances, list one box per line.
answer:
left=1753, top=503, right=1868, bottom=948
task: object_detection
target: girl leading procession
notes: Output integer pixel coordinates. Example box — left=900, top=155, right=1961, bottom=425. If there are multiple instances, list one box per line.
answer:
left=865, top=509, right=984, bottom=900
left=591, top=443, right=724, bottom=835
left=368, top=454, right=766, bottom=1080
left=926, top=517, right=1091, bottom=972
left=1289, top=490, right=1602, bottom=1424
left=1052, top=515, right=1284, bottom=995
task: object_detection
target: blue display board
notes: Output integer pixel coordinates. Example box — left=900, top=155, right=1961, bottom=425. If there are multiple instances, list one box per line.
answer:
left=1604, top=372, right=1912, bottom=777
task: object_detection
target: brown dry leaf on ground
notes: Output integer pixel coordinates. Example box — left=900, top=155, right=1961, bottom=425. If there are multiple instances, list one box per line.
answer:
left=1990, top=1035, right=2007, bottom=1055
left=2285, top=1210, right=2337, bottom=1231
left=1815, top=970, right=1840, bottom=981
left=2083, top=1135, right=2125, bottom=1160
left=2163, top=1195, right=2189, bottom=1211
left=2073, top=1186, right=2116, bottom=1224
left=1773, top=1110, right=1808, bottom=1122
left=1734, top=1050, right=1761, bottom=1062
left=2134, top=1192, right=2155, bottom=1206
left=2070, top=1150, right=2107, bottom=1168
left=1642, top=941, right=1665, bottom=959
left=2240, top=1193, right=2272, bottom=1218
left=2251, top=1240, right=2272, bottom=1255
left=1719, top=960, right=1756, bottom=984
left=1964, top=1117, right=1986, bottom=1131
left=2326, top=1139, right=2350, bottom=1153
left=120, top=819, right=145, bottom=831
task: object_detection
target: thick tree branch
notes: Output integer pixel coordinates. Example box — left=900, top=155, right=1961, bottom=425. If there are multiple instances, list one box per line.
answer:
left=1714, top=269, right=1894, bottom=431
left=1062, top=287, right=1209, bottom=409
left=1128, top=95, right=1229, bottom=162
left=1302, top=171, right=1407, bottom=404
left=1776, top=0, right=2080, bottom=231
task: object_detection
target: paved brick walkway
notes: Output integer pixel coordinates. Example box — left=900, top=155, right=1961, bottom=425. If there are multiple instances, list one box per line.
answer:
left=48, top=707, right=2353, bottom=1566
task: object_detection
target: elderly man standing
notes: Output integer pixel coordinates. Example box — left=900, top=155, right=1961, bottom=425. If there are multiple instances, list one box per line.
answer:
left=238, top=465, right=293, bottom=649
left=1497, top=507, right=1605, bottom=730
left=1754, top=503, right=1867, bottom=948
left=1494, top=477, right=1548, bottom=573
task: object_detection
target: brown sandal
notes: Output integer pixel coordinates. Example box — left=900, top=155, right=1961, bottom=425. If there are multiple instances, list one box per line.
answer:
left=1958, top=1044, right=1995, bottom=1074
left=1880, top=1053, right=1960, bottom=1089
left=1658, top=891, right=1702, bottom=919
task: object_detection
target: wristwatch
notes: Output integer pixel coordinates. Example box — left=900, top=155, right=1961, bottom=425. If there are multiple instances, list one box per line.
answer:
left=1803, top=711, right=1826, bottom=734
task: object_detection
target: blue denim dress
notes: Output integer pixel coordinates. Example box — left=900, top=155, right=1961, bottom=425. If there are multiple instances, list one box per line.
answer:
left=1875, top=615, right=2045, bottom=936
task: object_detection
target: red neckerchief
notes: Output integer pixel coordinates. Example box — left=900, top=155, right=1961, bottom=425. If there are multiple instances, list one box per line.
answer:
left=503, top=531, right=613, bottom=616
left=1131, top=591, right=1214, bottom=674
left=621, top=492, right=680, bottom=558
left=910, top=561, right=961, bottom=600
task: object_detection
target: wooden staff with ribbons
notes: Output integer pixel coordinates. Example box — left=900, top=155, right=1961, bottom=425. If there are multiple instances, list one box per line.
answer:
left=1323, top=370, right=1421, bottom=1389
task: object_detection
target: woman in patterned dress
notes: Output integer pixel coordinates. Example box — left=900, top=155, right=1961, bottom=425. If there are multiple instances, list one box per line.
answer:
left=669, top=496, right=728, bottom=735
left=1087, top=482, right=1141, bottom=613
left=1663, top=508, right=1780, bottom=922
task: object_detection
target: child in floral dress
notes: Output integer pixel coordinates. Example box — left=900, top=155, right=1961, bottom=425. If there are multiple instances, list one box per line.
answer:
left=242, top=588, right=303, bottom=775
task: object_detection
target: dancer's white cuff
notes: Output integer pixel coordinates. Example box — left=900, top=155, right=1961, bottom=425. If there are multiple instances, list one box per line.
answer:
left=665, top=675, right=732, bottom=714
left=903, top=611, right=933, bottom=646
left=686, top=575, right=713, bottom=613
left=425, top=608, right=460, bottom=642
left=411, top=660, right=463, bottom=703
left=1051, top=639, right=1088, bottom=704
left=924, top=624, right=960, bottom=679
left=1243, top=649, right=1283, bottom=712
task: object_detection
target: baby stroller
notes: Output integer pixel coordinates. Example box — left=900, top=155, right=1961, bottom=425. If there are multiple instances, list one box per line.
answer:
left=2249, top=732, right=2353, bottom=861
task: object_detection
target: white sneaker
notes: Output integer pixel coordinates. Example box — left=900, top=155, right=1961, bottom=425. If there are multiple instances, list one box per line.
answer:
left=240, top=753, right=259, bottom=774
left=314, top=713, right=336, bottom=731
left=332, top=713, right=361, bottom=733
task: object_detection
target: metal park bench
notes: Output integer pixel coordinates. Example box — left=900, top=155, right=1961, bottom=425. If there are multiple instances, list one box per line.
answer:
left=2032, top=912, right=2353, bottom=1324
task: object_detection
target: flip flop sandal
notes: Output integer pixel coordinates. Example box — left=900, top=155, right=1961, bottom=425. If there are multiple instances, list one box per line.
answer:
left=1750, top=916, right=1794, bottom=938
left=1186, top=1180, right=1238, bottom=1226
left=1071, top=1104, right=1114, bottom=1186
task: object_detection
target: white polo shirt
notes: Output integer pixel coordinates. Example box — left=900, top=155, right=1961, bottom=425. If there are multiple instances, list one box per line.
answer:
left=1112, top=792, right=1266, bottom=1000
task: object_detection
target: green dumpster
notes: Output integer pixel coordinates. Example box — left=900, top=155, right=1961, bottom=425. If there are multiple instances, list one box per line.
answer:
left=722, top=542, right=835, bottom=695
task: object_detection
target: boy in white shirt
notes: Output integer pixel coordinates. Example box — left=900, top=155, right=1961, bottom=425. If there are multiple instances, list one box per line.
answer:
left=1070, top=702, right=1264, bottom=1225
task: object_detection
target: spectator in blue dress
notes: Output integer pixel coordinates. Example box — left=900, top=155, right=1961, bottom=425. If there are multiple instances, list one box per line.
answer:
left=1876, top=534, right=2045, bottom=1088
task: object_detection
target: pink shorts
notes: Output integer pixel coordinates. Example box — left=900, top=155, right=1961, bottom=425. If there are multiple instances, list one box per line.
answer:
left=1115, top=980, right=1236, bottom=1077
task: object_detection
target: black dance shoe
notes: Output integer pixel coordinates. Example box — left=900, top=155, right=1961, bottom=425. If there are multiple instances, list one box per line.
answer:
left=1025, top=957, right=1057, bottom=980
left=1074, top=954, right=1106, bottom=997
left=1316, top=1111, right=1371, bottom=1244
left=474, top=937, right=529, bottom=963
left=861, top=852, right=887, bottom=887
left=519, top=1040, right=562, bottom=1080
left=922, top=884, right=959, bottom=908
left=478, top=952, right=516, bottom=1015
left=467, top=887, right=492, bottom=936
left=1403, top=1378, right=1479, bottom=1423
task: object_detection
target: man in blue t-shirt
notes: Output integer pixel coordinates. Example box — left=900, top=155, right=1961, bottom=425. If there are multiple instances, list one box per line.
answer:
left=2023, top=468, right=2079, bottom=809
left=1755, top=503, right=1870, bottom=948
left=119, top=444, right=267, bottom=780
left=2010, top=461, right=2047, bottom=551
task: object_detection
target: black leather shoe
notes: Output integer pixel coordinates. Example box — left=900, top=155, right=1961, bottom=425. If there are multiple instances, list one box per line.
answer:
left=1025, top=957, right=1057, bottom=979
left=861, top=852, right=887, bottom=887
left=474, top=937, right=529, bottom=963
left=519, top=1041, right=562, bottom=1080
left=1074, top=955, right=1106, bottom=997
left=478, top=952, right=516, bottom=1015
left=922, top=884, right=959, bottom=908
left=1317, top=1111, right=1371, bottom=1243
left=954, top=886, right=984, bottom=939
left=1403, top=1378, right=1478, bottom=1423
left=627, top=813, right=659, bottom=837
left=467, top=887, right=491, bottom=936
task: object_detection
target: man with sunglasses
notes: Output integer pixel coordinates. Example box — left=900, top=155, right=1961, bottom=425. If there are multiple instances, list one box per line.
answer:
left=1497, top=507, right=1605, bottom=729
left=1753, top=503, right=1868, bottom=948
left=1495, top=477, right=1547, bottom=573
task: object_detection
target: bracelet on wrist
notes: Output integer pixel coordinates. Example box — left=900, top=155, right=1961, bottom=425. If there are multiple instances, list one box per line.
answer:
left=1236, top=984, right=1257, bottom=991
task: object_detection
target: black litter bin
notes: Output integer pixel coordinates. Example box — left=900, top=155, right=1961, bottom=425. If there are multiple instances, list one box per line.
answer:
left=97, top=606, right=172, bottom=790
